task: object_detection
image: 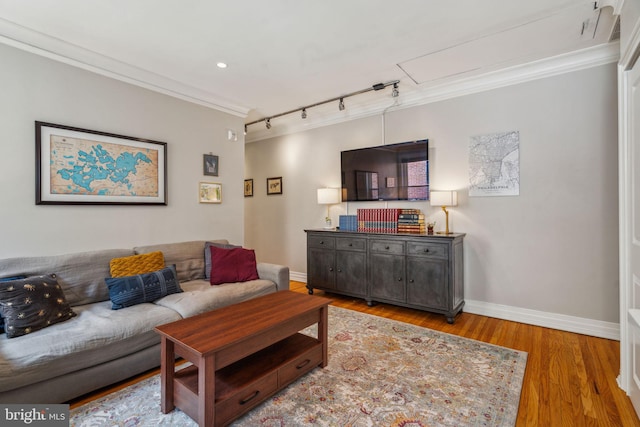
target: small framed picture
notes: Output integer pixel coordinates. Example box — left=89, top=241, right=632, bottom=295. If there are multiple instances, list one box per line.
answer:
left=267, top=177, right=282, bottom=195
left=244, top=179, right=253, bottom=197
left=199, top=182, right=222, bottom=203
left=203, top=154, right=219, bottom=176
left=386, top=177, right=396, bottom=188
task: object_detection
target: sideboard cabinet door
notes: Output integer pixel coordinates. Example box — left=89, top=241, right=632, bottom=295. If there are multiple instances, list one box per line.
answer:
left=307, top=235, right=336, bottom=292
left=369, top=239, right=406, bottom=304
left=406, top=257, right=448, bottom=310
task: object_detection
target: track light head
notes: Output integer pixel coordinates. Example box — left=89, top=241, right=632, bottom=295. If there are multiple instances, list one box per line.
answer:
left=339, top=98, right=345, bottom=111
left=372, top=83, right=385, bottom=91
left=301, top=108, right=307, bottom=119
left=392, top=83, right=399, bottom=98
left=265, top=118, right=271, bottom=129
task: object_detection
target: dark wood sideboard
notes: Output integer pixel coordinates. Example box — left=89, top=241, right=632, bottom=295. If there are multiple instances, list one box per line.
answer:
left=305, top=229, right=465, bottom=323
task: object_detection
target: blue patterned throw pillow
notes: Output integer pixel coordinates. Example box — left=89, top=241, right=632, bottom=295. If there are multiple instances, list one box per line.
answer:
left=0, top=275, right=26, bottom=334
left=106, top=265, right=182, bottom=310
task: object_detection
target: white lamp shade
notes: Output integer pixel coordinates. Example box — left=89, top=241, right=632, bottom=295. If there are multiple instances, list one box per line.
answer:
left=430, top=191, right=458, bottom=207
left=317, top=188, right=341, bottom=205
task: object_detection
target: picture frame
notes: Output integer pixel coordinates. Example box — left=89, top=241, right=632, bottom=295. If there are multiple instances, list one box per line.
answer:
left=203, top=154, right=219, bottom=176
left=199, top=182, right=222, bottom=204
left=266, top=177, right=283, bottom=195
left=244, top=179, right=253, bottom=197
left=35, top=121, right=167, bottom=205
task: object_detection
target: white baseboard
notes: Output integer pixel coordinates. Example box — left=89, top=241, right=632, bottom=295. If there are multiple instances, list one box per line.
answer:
left=290, top=271, right=620, bottom=340
left=290, top=271, right=308, bottom=283
left=464, top=300, right=620, bottom=341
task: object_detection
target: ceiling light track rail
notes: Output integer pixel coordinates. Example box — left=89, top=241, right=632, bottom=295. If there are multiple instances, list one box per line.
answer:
left=245, top=80, right=400, bottom=131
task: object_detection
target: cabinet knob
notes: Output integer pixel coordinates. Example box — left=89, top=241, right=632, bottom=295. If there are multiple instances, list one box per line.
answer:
left=349, top=243, right=353, bottom=247
left=337, top=268, right=342, bottom=272
left=424, top=248, right=429, bottom=253
left=385, top=246, right=390, bottom=250
left=329, top=267, right=334, bottom=272
left=320, top=241, right=324, bottom=245
left=398, top=277, right=403, bottom=281
left=409, top=279, right=415, bottom=283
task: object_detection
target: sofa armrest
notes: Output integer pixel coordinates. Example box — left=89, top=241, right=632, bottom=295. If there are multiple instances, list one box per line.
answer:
left=257, top=262, right=290, bottom=291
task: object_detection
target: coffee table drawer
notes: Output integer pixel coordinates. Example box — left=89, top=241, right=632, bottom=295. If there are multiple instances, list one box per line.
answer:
left=278, top=343, right=323, bottom=387
left=216, top=371, right=278, bottom=425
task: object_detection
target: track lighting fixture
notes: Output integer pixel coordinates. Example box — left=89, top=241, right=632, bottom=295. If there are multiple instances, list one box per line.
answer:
left=245, top=80, right=400, bottom=132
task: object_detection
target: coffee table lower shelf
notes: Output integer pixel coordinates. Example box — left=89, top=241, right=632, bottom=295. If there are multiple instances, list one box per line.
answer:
left=173, top=333, right=322, bottom=426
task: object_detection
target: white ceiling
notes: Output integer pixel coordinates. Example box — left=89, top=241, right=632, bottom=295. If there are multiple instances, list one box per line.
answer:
left=0, top=1, right=619, bottom=141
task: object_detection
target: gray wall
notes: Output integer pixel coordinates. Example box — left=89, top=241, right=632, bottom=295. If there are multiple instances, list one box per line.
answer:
left=245, top=63, right=619, bottom=323
left=0, top=44, right=246, bottom=257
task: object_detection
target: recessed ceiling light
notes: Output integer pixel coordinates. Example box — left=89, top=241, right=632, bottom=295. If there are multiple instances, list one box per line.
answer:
left=216, top=62, right=227, bottom=69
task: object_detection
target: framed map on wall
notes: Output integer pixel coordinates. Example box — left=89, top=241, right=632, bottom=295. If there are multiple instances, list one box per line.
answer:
left=469, top=130, right=520, bottom=197
left=35, top=121, right=167, bottom=205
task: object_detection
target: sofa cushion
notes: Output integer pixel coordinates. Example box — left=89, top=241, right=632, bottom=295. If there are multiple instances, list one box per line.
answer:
left=209, top=246, right=259, bottom=285
left=204, top=241, right=240, bottom=280
left=0, top=249, right=135, bottom=307
left=0, top=274, right=77, bottom=338
left=109, top=251, right=165, bottom=278
left=134, top=240, right=228, bottom=282
left=0, top=300, right=181, bottom=394
left=154, top=278, right=276, bottom=318
left=106, top=266, right=182, bottom=310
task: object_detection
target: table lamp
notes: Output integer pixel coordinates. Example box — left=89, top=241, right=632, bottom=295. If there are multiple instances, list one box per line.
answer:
left=430, top=191, right=458, bottom=235
left=317, top=188, right=341, bottom=229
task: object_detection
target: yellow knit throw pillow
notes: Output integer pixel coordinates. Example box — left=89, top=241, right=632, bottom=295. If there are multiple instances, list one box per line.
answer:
left=110, top=251, right=165, bottom=278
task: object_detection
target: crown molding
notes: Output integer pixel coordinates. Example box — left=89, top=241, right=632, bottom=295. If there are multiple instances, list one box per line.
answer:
left=0, top=18, right=251, bottom=118
left=246, top=42, right=620, bottom=142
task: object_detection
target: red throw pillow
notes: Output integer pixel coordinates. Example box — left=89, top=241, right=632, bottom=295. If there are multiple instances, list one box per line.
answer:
left=209, top=246, right=260, bottom=285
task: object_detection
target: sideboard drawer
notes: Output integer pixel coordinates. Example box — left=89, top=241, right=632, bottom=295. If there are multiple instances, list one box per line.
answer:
left=336, top=237, right=366, bottom=251
left=369, top=240, right=404, bottom=255
left=308, top=234, right=335, bottom=249
left=407, top=242, right=448, bottom=259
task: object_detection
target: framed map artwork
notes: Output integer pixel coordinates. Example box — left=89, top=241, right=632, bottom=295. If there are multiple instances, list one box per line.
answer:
left=35, top=122, right=167, bottom=205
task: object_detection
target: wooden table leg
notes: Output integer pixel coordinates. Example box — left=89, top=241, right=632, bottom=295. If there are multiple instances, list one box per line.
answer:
left=319, top=306, right=328, bottom=368
left=160, top=337, right=175, bottom=413
left=198, top=355, right=216, bottom=426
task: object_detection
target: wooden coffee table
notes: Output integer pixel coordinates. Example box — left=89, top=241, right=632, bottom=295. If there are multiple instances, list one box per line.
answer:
left=154, top=291, right=331, bottom=427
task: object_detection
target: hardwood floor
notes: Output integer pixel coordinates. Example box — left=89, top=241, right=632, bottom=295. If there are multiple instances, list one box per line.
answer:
left=69, top=281, right=640, bottom=426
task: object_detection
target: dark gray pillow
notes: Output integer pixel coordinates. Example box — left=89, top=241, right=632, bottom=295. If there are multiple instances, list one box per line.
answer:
left=0, top=274, right=76, bottom=338
left=106, top=265, right=182, bottom=310
left=0, top=275, right=26, bottom=334
left=204, top=242, right=240, bottom=279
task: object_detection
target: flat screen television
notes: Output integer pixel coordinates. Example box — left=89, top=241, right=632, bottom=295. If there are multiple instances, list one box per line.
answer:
left=341, top=139, right=429, bottom=202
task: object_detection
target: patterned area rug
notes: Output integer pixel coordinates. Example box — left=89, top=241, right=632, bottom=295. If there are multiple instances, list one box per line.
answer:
left=70, top=306, right=527, bottom=426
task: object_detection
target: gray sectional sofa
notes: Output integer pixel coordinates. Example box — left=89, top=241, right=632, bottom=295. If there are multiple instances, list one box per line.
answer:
left=0, top=240, right=289, bottom=404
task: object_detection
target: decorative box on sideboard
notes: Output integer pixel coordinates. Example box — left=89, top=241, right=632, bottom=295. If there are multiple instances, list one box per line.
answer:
left=305, top=229, right=465, bottom=323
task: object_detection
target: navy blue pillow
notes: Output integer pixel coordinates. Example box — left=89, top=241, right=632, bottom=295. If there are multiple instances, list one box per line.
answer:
left=0, top=276, right=26, bottom=334
left=106, top=265, right=182, bottom=310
